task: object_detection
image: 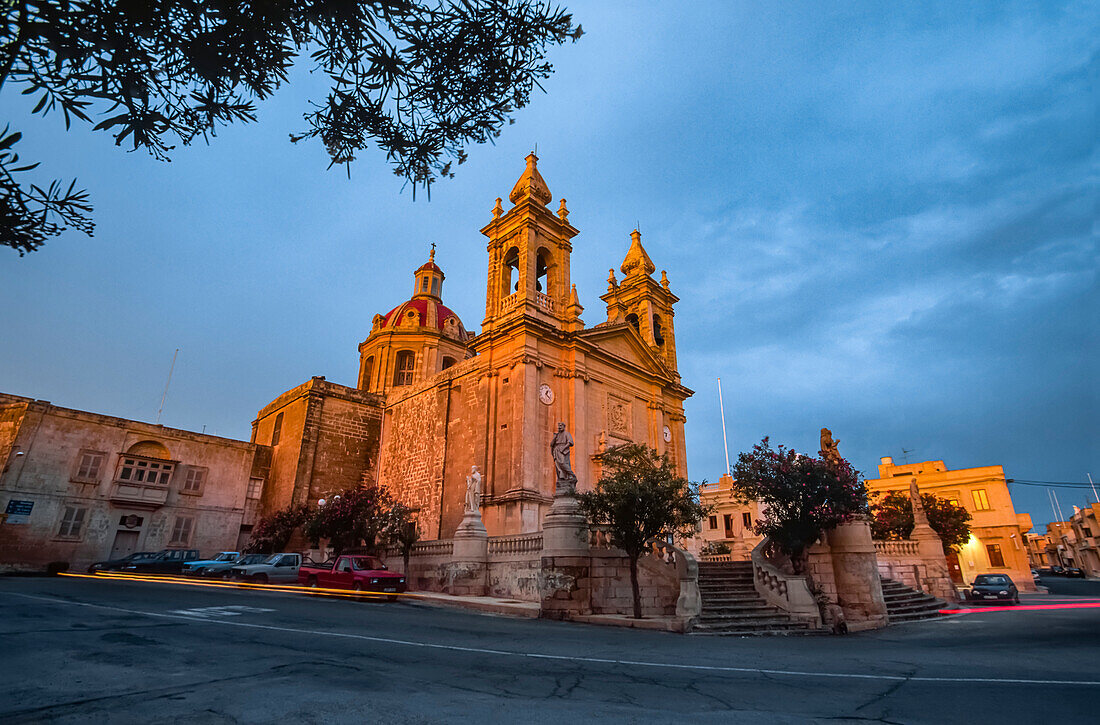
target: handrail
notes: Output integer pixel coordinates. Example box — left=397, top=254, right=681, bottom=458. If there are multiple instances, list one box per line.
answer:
left=644, top=537, right=701, bottom=620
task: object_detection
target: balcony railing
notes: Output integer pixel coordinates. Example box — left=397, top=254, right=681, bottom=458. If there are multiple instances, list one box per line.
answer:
left=109, top=481, right=169, bottom=509
left=535, top=292, right=554, bottom=313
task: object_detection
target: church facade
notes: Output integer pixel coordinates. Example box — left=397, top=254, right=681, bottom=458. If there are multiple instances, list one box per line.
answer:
left=254, top=155, right=693, bottom=541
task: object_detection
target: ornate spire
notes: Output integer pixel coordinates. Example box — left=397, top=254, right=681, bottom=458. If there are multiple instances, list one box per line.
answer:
left=620, top=229, right=656, bottom=278
left=509, top=153, right=552, bottom=206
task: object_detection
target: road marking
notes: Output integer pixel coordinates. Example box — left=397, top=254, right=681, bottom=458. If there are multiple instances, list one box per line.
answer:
left=167, top=605, right=275, bottom=618
left=5, top=592, right=1100, bottom=688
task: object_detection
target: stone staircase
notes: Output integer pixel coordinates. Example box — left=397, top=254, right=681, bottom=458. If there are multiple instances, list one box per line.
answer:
left=880, top=577, right=948, bottom=623
left=693, top=561, right=819, bottom=635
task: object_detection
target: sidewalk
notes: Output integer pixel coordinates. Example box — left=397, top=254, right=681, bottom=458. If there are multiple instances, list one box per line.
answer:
left=405, top=591, right=690, bottom=632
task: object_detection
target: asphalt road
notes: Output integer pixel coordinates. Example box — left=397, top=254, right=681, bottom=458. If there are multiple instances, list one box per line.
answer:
left=1, top=576, right=1098, bottom=724
left=1037, top=573, right=1100, bottom=596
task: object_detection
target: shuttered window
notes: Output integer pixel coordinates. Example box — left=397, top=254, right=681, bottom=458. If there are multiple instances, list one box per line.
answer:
left=57, top=506, right=87, bottom=538
left=170, top=517, right=194, bottom=545
left=182, top=467, right=206, bottom=494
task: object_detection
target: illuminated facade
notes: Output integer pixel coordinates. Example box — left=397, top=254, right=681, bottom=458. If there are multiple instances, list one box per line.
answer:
left=697, top=474, right=762, bottom=558
left=254, top=155, right=693, bottom=540
left=865, top=457, right=1036, bottom=591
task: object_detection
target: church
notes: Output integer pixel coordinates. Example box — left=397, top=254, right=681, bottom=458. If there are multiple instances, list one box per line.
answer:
left=252, top=155, right=693, bottom=541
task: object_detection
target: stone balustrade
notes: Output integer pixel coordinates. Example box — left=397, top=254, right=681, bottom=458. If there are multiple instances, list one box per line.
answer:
left=536, top=292, right=554, bottom=312
left=750, top=538, right=822, bottom=628
left=500, top=292, right=523, bottom=313
left=488, top=532, right=544, bottom=556
left=698, top=553, right=735, bottom=562
left=875, top=540, right=921, bottom=558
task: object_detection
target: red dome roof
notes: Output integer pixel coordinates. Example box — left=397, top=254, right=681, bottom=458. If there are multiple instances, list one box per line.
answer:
left=380, top=299, right=469, bottom=339
left=416, top=260, right=444, bottom=276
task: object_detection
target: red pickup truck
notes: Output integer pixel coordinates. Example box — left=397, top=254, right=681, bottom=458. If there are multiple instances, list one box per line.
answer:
left=298, top=555, right=407, bottom=600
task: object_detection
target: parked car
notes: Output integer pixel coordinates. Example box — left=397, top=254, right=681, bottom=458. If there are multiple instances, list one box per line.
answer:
left=123, top=549, right=202, bottom=574
left=87, top=552, right=157, bottom=573
left=1050, top=565, right=1066, bottom=575
left=229, top=553, right=302, bottom=583
left=298, top=555, right=406, bottom=600
left=967, top=574, right=1019, bottom=604
left=198, top=553, right=269, bottom=577
left=1064, top=567, right=1086, bottom=578
left=182, top=552, right=240, bottom=576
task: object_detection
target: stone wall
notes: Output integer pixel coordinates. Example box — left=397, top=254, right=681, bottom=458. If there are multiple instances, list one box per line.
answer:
left=804, top=519, right=888, bottom=632
left=588, top=549, right=680, bottom=616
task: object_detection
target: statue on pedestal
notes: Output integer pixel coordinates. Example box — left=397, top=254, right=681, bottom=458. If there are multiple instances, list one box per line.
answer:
left=551, top=422, right=577, bottom=494
left=465, top=466, right=482, bottom=514
left=909, top=479, right=929, bottom=526
left=819, top=427, right=841, bottom=466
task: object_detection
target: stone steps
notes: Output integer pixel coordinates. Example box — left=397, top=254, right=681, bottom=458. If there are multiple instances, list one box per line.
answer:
left=693, top=562, right=820, bottom=636
left=879, top=577, right=947, bottom=623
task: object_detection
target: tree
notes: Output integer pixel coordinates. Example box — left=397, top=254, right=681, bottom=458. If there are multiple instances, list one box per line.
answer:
left=577, top=444, right=707, bottom=619
left=870, top=490, right=972, bottom=553
left=302, top=485, right=394, bottom=557
left=731, top=437, right=868, bottom=574
left=1, top=1, right=582, bottom=254
left=244, top=503, right=312, bottom=554
left=380, top=501, right=420, bottom=578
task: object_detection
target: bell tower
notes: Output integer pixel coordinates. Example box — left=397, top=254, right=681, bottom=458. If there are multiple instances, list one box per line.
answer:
left=480, top=153, right=579, bottom=332
left=601, top=229, right=680, bottom=376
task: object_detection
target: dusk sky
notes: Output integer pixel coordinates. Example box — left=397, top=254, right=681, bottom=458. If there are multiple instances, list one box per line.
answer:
left=2, top=2, right=1096, bottom=529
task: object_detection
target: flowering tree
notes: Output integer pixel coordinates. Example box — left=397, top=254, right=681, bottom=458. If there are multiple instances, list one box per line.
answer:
left=578, top=444, right=708, bottom=619
left=302, top=485, right=395, bottom=557
left=870, top=491, right=972, bottom=553
left=244, top=504, right=312, bottom=554
left=731, top=437, right=868, bottom=574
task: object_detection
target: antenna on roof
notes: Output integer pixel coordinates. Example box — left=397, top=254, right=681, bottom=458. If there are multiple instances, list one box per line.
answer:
left=900, top=446, right=915, bottom=464
left=156, top=348, right=179, bottom=425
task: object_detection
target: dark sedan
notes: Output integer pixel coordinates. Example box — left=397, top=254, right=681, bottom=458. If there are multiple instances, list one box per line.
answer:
left=87, top=552, right=156, bottom=573
left=1064, top=567, right=1086, bottom=578
left=967, top=574, right=1019, bottom=604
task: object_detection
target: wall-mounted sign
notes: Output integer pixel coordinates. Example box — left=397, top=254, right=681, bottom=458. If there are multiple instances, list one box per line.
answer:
left=121, top=514, right=142, bottom=529
left=4, top=499, right=33, bottom=524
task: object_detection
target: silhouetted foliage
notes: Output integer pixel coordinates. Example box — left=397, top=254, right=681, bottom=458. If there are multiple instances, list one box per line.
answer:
left=870, top=490, right=972, bottom=553
left=578, top=444, right=708, bottom=619
left=1, top=1, right=581, bottom=254
left=731, top=437, right=868, bottom=574
left=380, top=501, right=420, bottom=578
left=244, top=503, right=312, bottom=554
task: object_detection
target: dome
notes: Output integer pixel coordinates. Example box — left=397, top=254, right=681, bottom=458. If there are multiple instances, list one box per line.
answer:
left=380, top=299, right=470, bottom=341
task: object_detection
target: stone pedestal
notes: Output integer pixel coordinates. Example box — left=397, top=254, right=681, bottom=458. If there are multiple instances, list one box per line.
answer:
left=826, top=517, right=888, bottom=632
left=540, top=491, right=589, bottom=557
left=449, top=511, right=489, bottom=596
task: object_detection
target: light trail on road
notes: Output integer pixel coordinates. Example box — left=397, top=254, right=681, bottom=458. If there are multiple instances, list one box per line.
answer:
left=59, top=571, right=418, bottom=601
left=940, top=602, right=1100, bottom=614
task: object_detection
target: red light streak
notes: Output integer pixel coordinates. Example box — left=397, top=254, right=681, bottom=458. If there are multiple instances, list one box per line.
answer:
left=940, top=603, right=1100, bottom=614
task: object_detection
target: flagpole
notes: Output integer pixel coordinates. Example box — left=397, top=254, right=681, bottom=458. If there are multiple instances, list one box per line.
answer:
left=717, top=377, right=731, bottom=475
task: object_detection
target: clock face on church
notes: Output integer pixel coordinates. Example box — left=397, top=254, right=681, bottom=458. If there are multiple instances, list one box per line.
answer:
left=663, top=425, right=672, bottom=442
left=539, top=384, right=554, bottom=405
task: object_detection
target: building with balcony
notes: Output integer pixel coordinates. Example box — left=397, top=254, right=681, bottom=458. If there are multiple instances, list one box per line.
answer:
left=1043, top=520, right=1077, bottom=569
left=1067, top=503, right=1100, bottom=577
left=865, top=457, right=1036, bottom=591
left=0, top=392, right=270, bottom=572
left=697, top=474, right=762, bottom=559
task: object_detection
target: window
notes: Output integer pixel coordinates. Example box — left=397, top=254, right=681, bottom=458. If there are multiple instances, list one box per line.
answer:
left=652, top=314, right=664, bottom=346
left=742, top=512, right=752, bottom=528
left=116, top=457, right=174, bottom=484
left=723, top=514, right=733, bottom=534
left=182, top=467, right=207, bottom=494
left=247, top=478, right=264, bottom=500
left=421, top=277, right=429, bottom=292
left=170, top=516, right=194, bottom=546
left=271, top=412, right=284, bottom=446
left=431, top=277, right=441, bottom=297
left=72, top=450, right=105, bottom=482
left=441, top=356, right=456, bottom=370
left=972, top=489, right=990, bottom=511
left=362, top=356, right=375, bottom=389
left=708, top=515, right=718, bottom=530
left=625, top=313, right=640, bottom=332
left=57, top=506, right=87, bottom=538
left=986, top=543, right=1005, bottom=567
left=393, top=351, right=416, bottom=386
